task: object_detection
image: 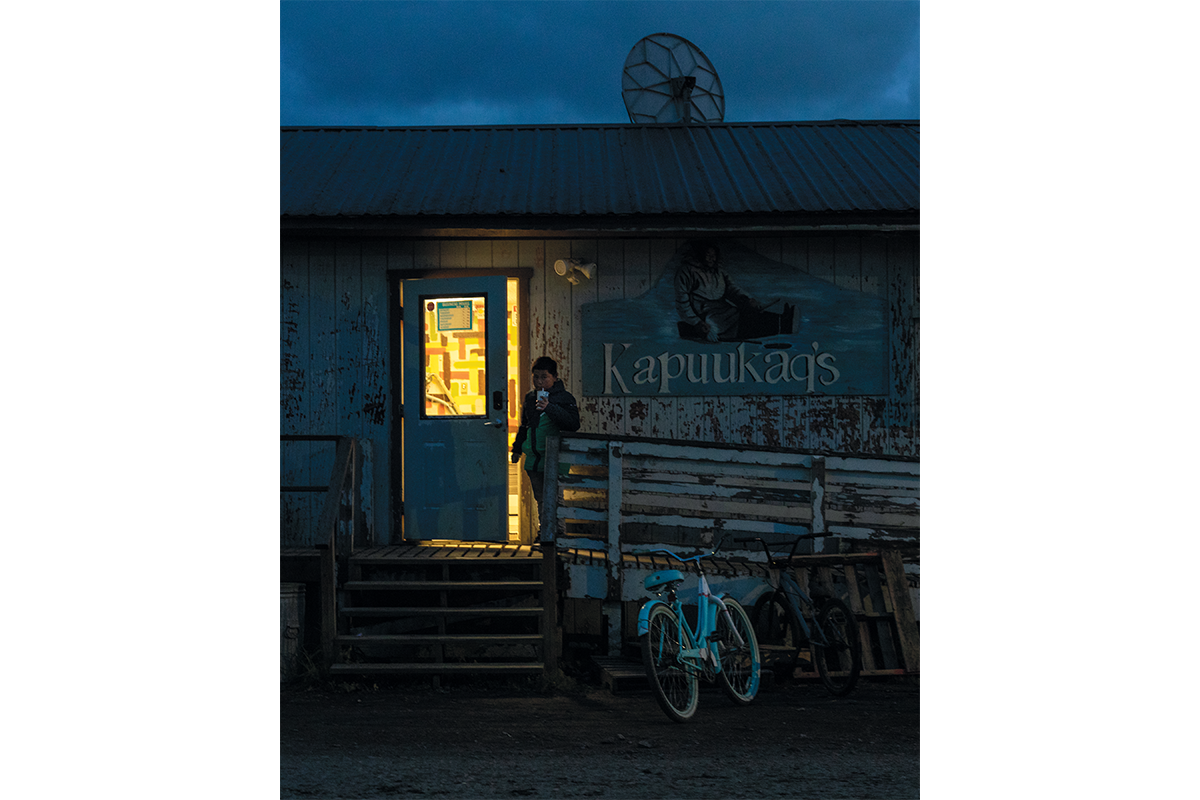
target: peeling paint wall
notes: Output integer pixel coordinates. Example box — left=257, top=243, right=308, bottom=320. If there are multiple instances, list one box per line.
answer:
left=555, top=234, right=919, bottom=456
left=280, top=231, right=918, bottom=545
left=280, top=239, right=391, bottom=546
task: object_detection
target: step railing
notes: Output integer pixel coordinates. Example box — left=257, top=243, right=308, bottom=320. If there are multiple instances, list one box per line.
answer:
left=280, top=435, right=358, bottom=669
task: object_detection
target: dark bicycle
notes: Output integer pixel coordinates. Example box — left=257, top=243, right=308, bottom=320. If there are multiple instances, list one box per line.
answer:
left=737, top=535, right=862, bottom=696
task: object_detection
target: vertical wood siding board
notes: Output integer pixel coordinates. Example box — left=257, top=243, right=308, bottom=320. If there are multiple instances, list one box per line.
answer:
left=780, top=395, right=794, bottom=450
left=886, top=235, right=917, bottom=455
left=280, top=239, right=308, bottom=435
left=834, top=236, right=862, bottom=292
left=809, top=396, right=840, bottom=453
left=697, top=397, right=719, bottom=443
left=587, top=238, right=621, bottom=431
left=650, top=398, right=677, bottom=441
left=762, top=395, right=783, bottom=449
left=912, top=235, right=920, bottom=320
left=441, top=240, right=467, bottom=269
left=624, top=239, right=651, bottom=305
left=910, top=236, right=919, bottom=453
left=860, top=236, right=885, bottom=297
left=543, top=240, right=573, bottom=367
left=386, top=238, right=415, bottom=271
left=280, top=239, right=311, bottom=544
left=525, top=240, right=546, bottom=358
left=709, top=394, right=730, bottom=445
left=677, top=399, right=699, bottom=442
left=465, top=239, right=492, bottom=268
left=735, top=395, right=769, bottom=449
left=620, top=240, right=651, bottom=440
left=360, top=241, right=391, bottom=545
left=595, top=240, right=625, bottom=302
left=862, top=397, right=888, bottom=456
left=781, top=236, right=809, bottom=276
left=336, top=239, right=363, bottom=433
left=649, top=239, right=679, bottom=295
left=493, top=240, right=518, bottom=270
left=569, top=239, right=599, bottom=403
left=808, top=235, right=836, bottom=284
left=308, top=240, right=338, bottom=545
left=591, top=396, right=624, bottom=436
left=626, top=397, right=650, bottom=439
left=850, top=398, right=865, bottom=454
left=748, top=395, right=780, bottom=449
left=413, top=240, right=440, bottom=270
left=912, top=309, right=920, bottom=396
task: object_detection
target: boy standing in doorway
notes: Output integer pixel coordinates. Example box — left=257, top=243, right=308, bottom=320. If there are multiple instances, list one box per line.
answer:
left=511, top=356, right=581, bottom=529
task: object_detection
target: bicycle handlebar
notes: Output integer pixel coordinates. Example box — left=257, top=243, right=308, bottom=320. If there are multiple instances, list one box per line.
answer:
left=629, top=547, right=717, bottom=565
left=733, top=534, right=820, bottom=567
left=630, top=534, right=733, bottom=564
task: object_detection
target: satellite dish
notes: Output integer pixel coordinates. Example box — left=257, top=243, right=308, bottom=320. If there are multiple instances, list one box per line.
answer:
left=622, top=33, right=725, bottom=124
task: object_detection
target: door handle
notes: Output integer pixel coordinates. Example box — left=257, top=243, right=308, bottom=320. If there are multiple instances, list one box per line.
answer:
left=483, top=418, right=505, bottom=427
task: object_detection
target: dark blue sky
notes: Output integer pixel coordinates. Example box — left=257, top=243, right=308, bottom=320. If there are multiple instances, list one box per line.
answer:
left=282, top=0, right=919, bottom=126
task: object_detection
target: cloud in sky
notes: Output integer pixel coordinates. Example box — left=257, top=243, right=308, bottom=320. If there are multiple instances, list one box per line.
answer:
left=281, top=0, right=919, bottom=126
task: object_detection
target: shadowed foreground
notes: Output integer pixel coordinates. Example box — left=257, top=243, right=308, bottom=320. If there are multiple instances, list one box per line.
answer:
left=281, top=676, right=919, bottom=799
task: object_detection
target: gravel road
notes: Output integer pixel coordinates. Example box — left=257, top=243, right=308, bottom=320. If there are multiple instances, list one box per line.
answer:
left=281, top=674, right=919, bottom=798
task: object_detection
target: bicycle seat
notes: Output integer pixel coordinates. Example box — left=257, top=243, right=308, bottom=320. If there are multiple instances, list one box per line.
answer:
left=644, top=569, right=684, bottom=591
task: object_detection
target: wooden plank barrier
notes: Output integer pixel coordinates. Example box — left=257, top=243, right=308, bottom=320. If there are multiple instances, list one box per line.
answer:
left=542, top=433, right=919, bottom=676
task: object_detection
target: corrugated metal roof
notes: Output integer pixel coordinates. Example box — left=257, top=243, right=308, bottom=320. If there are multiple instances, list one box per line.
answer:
left=280, top=121, right=918, bottom=220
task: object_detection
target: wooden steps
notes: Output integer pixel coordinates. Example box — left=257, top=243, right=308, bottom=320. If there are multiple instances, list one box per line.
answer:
left=331, top=545, right=549, bottom=678
left=330, top=662, right=544, bottom=676
left=591, top=656, right=649, bottom=693
left=337, top=634, right=543, bottom=645
left=343, top=606, right=544, bottom=617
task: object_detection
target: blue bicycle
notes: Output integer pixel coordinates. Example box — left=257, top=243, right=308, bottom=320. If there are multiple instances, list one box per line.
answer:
left=737, top=535, right=862, bottom=696
left=635, top=541, right=762, bottom=723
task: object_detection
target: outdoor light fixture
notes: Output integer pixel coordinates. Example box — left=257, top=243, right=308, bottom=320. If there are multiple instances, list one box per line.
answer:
left=554, top=258, right=596, bottom=285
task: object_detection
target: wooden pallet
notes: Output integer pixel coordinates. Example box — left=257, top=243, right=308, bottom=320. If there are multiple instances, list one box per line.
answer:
left=787, top=549, right=919, bottom=677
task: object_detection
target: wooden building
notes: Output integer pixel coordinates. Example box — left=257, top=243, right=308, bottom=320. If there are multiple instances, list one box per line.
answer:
left=280, top=121, right=919, bottom=678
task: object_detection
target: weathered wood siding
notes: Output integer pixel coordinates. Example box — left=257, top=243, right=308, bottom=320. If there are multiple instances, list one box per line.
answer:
left=280, top=232, right=918, bottom=545
left=559, top=233, right=919, bottom=456
left=281, top=239, right=391, bottom=546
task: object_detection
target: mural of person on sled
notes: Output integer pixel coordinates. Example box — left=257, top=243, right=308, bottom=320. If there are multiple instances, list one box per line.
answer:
left=674, top=240, right=800, bottom=342
left=580, top=238, right=889, bottom=397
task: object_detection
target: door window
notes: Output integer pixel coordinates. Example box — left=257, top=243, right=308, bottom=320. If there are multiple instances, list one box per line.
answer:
left=419, top=295, right=488, bottom=418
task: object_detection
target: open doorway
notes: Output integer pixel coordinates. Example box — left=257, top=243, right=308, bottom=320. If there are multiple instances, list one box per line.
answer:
left=396, top=271, right=532, bottom=545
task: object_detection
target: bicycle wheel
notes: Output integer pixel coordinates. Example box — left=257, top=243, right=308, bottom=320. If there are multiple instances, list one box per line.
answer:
left=715, top=597, right=761, bottom=705
left=640, top=604, right=699, bottom=723
left=812, top=598, right=862, bottom=696
left=753, top=590, right=803, bottom=681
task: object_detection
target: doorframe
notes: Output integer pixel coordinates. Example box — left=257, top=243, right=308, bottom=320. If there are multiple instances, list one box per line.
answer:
left=387, top=267, right=534, bottom=544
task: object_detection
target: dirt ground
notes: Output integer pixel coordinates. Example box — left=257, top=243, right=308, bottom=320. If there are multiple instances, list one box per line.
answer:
left=280, top=672, right=919, bottom=799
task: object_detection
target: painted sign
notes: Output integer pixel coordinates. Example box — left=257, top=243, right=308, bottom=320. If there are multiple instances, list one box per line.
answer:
left=435, top=299, right=474, bottom=332
left=582, top=240, right=887, bottom=397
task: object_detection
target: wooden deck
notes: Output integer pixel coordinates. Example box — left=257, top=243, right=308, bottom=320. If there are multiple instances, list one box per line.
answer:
left=282, top=543, right=541, bottom=560
left=351, top=543, right=543, bottom=560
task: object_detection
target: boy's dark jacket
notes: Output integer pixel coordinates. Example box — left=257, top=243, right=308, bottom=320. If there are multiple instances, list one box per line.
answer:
left=511, top=380, right=580, bottom=472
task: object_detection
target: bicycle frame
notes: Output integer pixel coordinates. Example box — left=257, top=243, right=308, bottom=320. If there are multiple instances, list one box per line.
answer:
left=737, top=535, right=862, bottom=697
left=636, top=549, right=749, bottom=677
left=737, top=534, right=834, bottom=645
left=776, top=569, right=832, bottom=647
